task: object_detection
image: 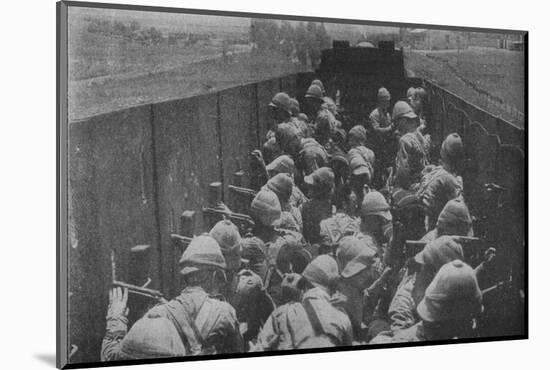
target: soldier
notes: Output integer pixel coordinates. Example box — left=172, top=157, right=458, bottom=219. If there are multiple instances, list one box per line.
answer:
left=359, top=191, right=393, bottom=263
left=301, top=167, right=335, bottom=245
left=369, top=87, right=394, bottom=135
left=328, top=129, right=350, bottom=203
left=266, top=92, right=293, bottom=140
left=335, top=235, right=381, bottom=341
left=247, top=188, right=304, bottom=305
left=411, top=88, right=428, bottom=133
left=253, top=255, right=353, bottom=351
left=311, top=79, right=326, bottom=94
left=271, top=122, right=329, bottom=180
left=314, top=112, right=333, bottom=147
left=371, top=260, right=483, bottom=343
left=103, top=235, right=243, bottom=358
left=262, top=93, right=294, bottom=163
left=387, top=235, right=465, bottom=331
left=319, top=185, right=360, bottom=255
left=161, top=235, right=243, bottom=354
left=289, top=98, right=310, bottom=138
left=417, top=133, right=465, bottom=229
left=323, top=96, right=342, bottom=129
left=347, top=125, right=376, bottom=197
left=233, top=269, right=276, bottom=347
left=209, top=219, right=243, bottom=304
left=264, top=173, right=303, bottom=232
left=264, top=154, right=308, bottom=209
left=304, top=84, right=337, bottom=136
left=101, top=287, right=187, bottom=361
left=392, top=101, right=429, bottom=190
left=299, top=136, right=330, bottom=177
left=421, top=197, right=474, bottom=243
left=406, top=87, right=416, bottom=105
left=369, top=87, right=396, bottom=184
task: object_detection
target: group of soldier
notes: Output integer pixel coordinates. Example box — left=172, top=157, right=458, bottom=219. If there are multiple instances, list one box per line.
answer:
left=101, top=78, right=497, bottom=361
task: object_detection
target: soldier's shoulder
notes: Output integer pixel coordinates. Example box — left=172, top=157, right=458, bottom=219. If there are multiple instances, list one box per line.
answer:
left=207, top=296, right=238, bottom=317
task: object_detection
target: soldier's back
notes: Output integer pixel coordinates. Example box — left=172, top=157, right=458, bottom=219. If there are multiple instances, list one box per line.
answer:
left=151, top=286, right=243, bottom=355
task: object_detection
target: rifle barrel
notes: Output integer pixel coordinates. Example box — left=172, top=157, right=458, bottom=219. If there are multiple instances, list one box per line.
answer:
left=113, top=280, right=163, bottom=298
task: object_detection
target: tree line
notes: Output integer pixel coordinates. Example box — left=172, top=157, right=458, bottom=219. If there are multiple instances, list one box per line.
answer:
left=250, top=20, right=332, bottom=69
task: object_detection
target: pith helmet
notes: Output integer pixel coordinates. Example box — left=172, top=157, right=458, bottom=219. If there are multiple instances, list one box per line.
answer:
left=305, top=84, right=324, bottom=101
left=265, top=173, right=293, bottom=204
left=250, top=189, right=282, bottom=226
left=120, top=316, right=186, bottom=359
left=417, top=260, right=482, bottom=323
left=304, top=167, right=335, bottom=193
left=440, top=133, right=464, bottom=164
left=289, top=98, right=300, bottom=116
left=266, top=155, right=295, bottom=176
left=179, top=234, right=226, bottom=275
left=311, top=79, right=326, bottom=93
left=209, top=219, right=242, bottom=271
left=361, top=191, right=392, bottom=221
left=392, top=101, right=417, bottom=120
left=377, top=87, right=391, bottom=101
left=269, top=92, right=292, bottom=115
left=414, top=235, right=464, bottom=269
left=348, top=125, right=367, bottom=144
left=302, top=255, right=339, bottom=289
left=437, top=198, right=474, bottom=237
left=336, top=235, right=377, bottom=278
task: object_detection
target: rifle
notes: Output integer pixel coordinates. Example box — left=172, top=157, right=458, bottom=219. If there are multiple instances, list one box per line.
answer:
left=112, top=280, right=167, bottom=303
left=404, top=236, right=480, bottom=258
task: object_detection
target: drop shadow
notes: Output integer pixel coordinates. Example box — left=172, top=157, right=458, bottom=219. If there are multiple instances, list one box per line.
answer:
left=34, top=353, right=56, bottom=367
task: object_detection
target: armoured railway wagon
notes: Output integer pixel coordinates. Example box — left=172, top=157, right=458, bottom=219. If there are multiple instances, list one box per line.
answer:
left=66, top=42, right=525, bottom=363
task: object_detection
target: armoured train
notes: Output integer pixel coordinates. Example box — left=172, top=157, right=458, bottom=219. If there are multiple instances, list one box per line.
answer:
left=66, top=41, right=525, bottom=363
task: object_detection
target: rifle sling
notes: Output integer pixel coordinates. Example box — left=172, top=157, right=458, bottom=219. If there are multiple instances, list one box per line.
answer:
left=163, top=298, right=207, bottom=355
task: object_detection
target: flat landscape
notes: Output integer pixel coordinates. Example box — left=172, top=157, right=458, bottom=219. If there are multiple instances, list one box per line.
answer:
left=68, top=8, right=309, bottom=120
left=68, top=8, right=524, bottom=127
left=404, top=47, right=525, bottom=127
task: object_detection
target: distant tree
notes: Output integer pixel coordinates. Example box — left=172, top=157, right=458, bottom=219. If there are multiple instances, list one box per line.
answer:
left=87, top=21, right=99, bottom=34
left=130, top=20, right=141, bottom=32
left=295, top=22, right=308, bottom=66
left=148, top=27, right=164, bottom=44
left=306, top=22, right=321, bottom=69
left=316, top=23, right=332, bottom=51
left=279, top=21, right=295, bottom=58
left=113, top=21, right=127, bottom=36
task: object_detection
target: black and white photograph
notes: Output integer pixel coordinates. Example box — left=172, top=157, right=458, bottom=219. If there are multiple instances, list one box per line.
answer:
left=56, top=1, right=527, bottom=368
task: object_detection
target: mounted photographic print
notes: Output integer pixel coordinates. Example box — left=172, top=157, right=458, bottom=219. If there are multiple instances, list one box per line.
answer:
left=57, top=1, right=527, bottom=368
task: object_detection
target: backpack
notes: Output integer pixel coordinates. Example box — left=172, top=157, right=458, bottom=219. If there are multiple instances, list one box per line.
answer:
left=160, top=296, right=218, bottom=356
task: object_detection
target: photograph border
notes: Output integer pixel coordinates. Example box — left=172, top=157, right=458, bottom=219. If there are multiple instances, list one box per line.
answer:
left=57, top=1, right=528, bottom=369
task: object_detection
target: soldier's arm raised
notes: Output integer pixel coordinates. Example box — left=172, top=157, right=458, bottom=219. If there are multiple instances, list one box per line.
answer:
left=101, top=287, right=129, bottom=361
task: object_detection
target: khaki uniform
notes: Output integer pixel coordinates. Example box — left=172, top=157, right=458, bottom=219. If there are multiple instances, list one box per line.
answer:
left=290, top=185, right=308, bottom=209
left=263, top=137, right=282, bottom=165
left=394, top=131, right=429, bottom=189
left=370, top=321, right=426, bottom=344
left=299, top=138, right=329, bottom=176
left=387, top=273, right=418, bottom=331
left=416, top=165, right=463, bottom=227
left=301, top=198, right=332, bottom=245
left=254, top=287, right=353, bottom=351
left=319, top=213, right=360, bottom=248
left=101, top=310, right=130, bottom=361
left=289, top=117, right=310, bottom=138
left=348, top=146, right=376, bottom=182
left=153, top=287, right=243, bottom=355
left=102, top=287, right=243, bottom=359
left=369, top=107, right=392, bottom=130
